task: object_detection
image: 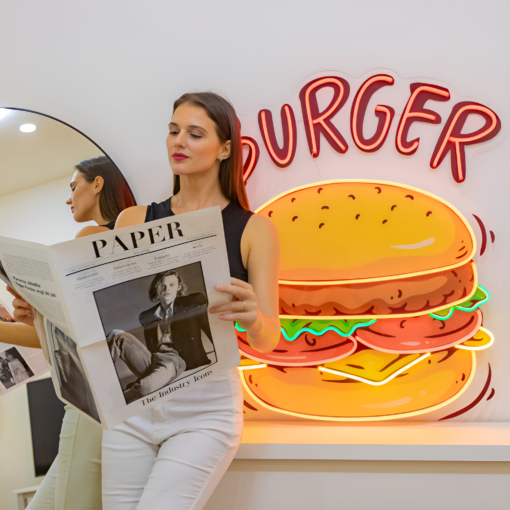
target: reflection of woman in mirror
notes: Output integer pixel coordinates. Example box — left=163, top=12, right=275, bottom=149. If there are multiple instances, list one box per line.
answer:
left=109, top=92, right=281, bottom=509
left=0, top=155, right=135, bottom=510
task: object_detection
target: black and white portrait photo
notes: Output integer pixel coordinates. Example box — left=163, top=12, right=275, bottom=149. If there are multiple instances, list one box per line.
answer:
left=46, top=321, right=100, bottom=422
left=0, top=347, right=34, bottom=388
left=94, top=262, right=216, bottom=405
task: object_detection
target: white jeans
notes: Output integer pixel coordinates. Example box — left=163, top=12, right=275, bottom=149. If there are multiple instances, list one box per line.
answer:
left=102, top=368, right=243, bottom=510
left=27, top=407, right=103, bottom=510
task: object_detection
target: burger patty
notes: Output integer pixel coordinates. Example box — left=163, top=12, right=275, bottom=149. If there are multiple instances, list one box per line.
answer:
left=279, top=262, right=476, bottom=318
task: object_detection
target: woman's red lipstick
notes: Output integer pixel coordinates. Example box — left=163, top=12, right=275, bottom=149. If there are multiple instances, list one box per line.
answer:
left=173, top=153, right=189, bottom=160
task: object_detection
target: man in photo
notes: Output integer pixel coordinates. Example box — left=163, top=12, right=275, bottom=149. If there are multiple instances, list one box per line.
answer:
left=51, top=325, right=100, bottom=422
left=108, top=269, right=213, bottom=404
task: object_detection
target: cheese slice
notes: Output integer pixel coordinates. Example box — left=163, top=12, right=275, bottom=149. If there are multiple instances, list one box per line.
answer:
left=456, top=326, right=494, bottom=351
left=320, top=349, right=430, bottom=386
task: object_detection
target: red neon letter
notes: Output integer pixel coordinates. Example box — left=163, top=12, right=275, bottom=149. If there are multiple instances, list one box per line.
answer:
left=258, top=105, right=297, bottom=168
left=396, top=83, right=450, bottom=155
left=241, top=137, right=260, bottom=183
left=351, top=74, right=395, bottom=153
left=430, top=102, right=501, bottom=183
left=299, top=76, right=350, bottom=158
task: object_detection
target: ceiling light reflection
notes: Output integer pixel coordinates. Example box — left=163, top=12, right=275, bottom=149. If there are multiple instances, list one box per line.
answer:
left=20, top=124, right=36, bottom=133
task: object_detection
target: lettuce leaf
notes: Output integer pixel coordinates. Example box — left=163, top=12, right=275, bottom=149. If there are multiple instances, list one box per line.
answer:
left=235, top=317, right=376, bottom=341
left=430, top=285, right=489, bottom=321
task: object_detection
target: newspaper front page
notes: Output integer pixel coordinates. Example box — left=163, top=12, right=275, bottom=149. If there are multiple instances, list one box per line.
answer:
left=0, top=206, right=241, bottom=429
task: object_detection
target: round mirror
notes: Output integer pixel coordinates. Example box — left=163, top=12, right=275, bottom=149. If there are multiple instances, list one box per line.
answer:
left=0, top=108, right=134, bottom=244
left=0, top=107, right=135, bottom=307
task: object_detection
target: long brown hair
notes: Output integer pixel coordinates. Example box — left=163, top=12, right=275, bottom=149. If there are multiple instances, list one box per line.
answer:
left=75, top=156, right=137, bottom=222
left=172, top=92, right=250, bottom=211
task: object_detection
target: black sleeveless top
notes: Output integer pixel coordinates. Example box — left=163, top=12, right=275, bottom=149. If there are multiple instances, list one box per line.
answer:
left=145, top=199, right=253, bottom=282
left=102, top=221, right=116, bottom=230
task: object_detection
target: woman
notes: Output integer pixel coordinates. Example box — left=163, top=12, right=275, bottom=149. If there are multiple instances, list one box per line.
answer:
left=104, top=92, right=281, bottom=509
left=3, top=155, right=136, bottom=510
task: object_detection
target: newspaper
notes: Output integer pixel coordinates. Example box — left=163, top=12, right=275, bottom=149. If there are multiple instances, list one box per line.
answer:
left=0, top=206, right=241, bottom=429
left=0, top=299, right=49, bottom=396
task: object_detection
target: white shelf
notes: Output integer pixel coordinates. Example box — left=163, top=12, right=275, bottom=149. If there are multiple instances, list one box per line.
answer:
left=237, top=422, right=510, bottom=462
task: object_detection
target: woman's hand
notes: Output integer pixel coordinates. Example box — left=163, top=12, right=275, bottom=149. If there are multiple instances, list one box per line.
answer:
left=209, top=278, right=260, bottom=333
left=6, top=286, right=34, bottom=328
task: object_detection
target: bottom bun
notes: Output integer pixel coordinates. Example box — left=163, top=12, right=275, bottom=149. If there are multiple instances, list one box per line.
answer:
left=240, top=349, right=475, bottom=421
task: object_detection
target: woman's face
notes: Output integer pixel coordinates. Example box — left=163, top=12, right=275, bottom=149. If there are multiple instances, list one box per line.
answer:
left=166, top=103, right=230, bottom=177
left=66, top=170, right=99, bottom=223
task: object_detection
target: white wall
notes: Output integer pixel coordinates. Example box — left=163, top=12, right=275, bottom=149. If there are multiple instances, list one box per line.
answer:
left=2, top=1, right=508, bottom=206
left=0, top=1, right=509, bottom=509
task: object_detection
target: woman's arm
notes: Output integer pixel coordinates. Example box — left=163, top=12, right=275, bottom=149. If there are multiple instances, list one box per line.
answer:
left=209, top=215, right=281, bottom=353
left=0, top=320, right=42, bottom=349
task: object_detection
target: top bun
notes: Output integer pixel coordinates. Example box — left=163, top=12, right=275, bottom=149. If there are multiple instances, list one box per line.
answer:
left=256, top=180, right=476, bottom=283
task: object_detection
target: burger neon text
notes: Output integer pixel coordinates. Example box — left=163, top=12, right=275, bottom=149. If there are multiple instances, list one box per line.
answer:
left=242, top=73, right=501, bottom=184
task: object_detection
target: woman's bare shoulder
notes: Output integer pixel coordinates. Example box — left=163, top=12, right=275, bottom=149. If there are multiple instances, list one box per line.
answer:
left=75, top=225, right=110, bottom=239
left=242, top=213, right=279, bottom=265
left=244, top=214, right=278, bottom=241
left=115, top=206, right=148, bottom=228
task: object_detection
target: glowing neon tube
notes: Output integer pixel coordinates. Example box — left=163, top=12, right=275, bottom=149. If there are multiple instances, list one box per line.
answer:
left=235, top=319, right=377, bottom=341
left=456, top=326, right=494, bottom=351
left=238, top=363, right=267, bottom=371
left=318, top=352, right=431, bottom=386
left=430, top=285, right=490, bottom=320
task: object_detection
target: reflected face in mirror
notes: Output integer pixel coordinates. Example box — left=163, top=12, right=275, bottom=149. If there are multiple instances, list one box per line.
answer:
left=0, top=108, right=135, bottom=244
left=66, top=170, right=103, bottom=223
left=166, top=103, right=230, bottom=178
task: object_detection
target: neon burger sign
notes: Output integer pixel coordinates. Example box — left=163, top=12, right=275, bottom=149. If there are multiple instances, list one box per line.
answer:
left=237, top=71, right=501, bottom=422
